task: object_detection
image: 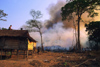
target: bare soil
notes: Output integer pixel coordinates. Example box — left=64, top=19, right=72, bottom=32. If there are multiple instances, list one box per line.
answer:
left=0, top=51, right=100, bottom=67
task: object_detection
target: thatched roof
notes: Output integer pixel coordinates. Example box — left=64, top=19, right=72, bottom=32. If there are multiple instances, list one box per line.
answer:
left=0, top=30, right=36, bottom=42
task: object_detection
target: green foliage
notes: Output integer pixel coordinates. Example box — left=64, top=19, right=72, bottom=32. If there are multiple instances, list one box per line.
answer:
left=61, top=0, right=100, bottom=20
left=0, top=10, right=8, bottom=21
left=30, top=9, right=42, bottom=20
left=27, top=20, right=42, bottom=31
left=1, top=27, right=7, bottom=30
left=6, top=52, right=11, bottom=55
left=64, top=62, right=67, bottom=66
left=85, top=21, right=100, bottom=43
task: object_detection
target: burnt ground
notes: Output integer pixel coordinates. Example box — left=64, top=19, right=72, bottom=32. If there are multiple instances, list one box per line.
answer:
left=0, top=51, right=100, bottom=67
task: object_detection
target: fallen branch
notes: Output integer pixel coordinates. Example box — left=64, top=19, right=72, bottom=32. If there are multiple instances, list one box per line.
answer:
left=72, top=58, right=96, bottom=67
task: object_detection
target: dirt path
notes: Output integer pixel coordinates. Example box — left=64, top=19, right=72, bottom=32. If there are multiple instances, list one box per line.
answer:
left=0, top=52, right=100, bottom=67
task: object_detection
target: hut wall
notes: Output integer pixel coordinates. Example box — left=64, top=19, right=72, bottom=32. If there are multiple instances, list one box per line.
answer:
left=19, top=38, right=28, bottom=50
left=0, top=37, right=5, bottom=47
left=0, top=37, right=28, bottom=50
left=4, top=38, right=19, bottom=49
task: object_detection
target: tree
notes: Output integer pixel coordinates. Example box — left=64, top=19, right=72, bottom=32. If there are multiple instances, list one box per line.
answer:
left=85, top=21, right=100, bottom=50
left=61, top=0, right=100, bottom=51
left=0, top=10, right=7, bottom=21
left=26, top=10, right=44, bottom=52
left=2, top=27, right=7, bottom=30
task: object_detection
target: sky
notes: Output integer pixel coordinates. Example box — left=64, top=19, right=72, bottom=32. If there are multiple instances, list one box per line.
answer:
left=0, top=0, right=66, bottom=29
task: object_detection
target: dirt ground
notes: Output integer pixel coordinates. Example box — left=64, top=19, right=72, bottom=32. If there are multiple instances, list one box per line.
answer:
left=0, top=51, right=100, bottom=67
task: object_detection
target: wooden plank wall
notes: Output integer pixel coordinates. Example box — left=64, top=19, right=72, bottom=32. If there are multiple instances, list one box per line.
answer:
left=0, top=37, right=28, bottom=50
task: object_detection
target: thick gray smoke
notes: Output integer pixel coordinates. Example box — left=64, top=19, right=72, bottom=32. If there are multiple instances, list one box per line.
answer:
left=29, top=0, right=90, bottom=48
left=30, top=22, right=76, bottom=48
left=30, top=22, right=88, bottom=48
left=45, top=0, right=68, bottom=28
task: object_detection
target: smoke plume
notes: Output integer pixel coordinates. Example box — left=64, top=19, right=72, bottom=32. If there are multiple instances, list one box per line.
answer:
left=45, top=0, right=66, bottom=28
left=30, top=22, right=88, bottom=48
left=29, top=0, right=99, bottom=48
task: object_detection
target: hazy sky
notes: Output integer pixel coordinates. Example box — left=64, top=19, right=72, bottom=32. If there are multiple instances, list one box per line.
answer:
left=0, top=0, right=66, bottom=29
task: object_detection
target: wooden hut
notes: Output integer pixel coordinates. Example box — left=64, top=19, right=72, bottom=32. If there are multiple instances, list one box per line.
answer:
left=0, top=30, right=36, bottom=59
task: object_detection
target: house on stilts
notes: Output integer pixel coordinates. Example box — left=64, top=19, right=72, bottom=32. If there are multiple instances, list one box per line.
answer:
left=0, top=29, right=37, bottom=59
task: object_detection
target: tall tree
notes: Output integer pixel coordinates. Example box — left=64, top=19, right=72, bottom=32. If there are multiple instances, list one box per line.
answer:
left=85, top=21, right=100, bottom=50
left=26, top=10, right=44, bottom=52
left=0, top=10, right=7, bottom=21
left=61, top=0, right=100, bottom=51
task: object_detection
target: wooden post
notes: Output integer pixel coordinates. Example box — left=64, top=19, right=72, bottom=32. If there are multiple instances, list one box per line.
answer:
left=32, top=50, right=33, bottom=55
left=24, top=50, right=25, bottom=59
left=17, top=50, right=19, bottom=60
left=31, top=50, right=33, bottom=58
left=1, top=49, right=3, bottom=60
left=5, top=50, right=6, bottom=55
left=11, top=50, right=12, bottom=55
left=26, top=50, right=28, bottom=60
left=5, top=50, right=7, bottom=59
left=10, top=49, right=12, bottom=58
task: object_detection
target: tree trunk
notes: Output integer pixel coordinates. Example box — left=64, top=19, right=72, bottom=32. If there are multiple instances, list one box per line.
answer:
left=75, top=29, right=78, bottom=49
left=77, top=15, right=81, bottom=52
left=1, top=49, right=3, bottom=60
left=40, top=32, right=44, bottom=52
